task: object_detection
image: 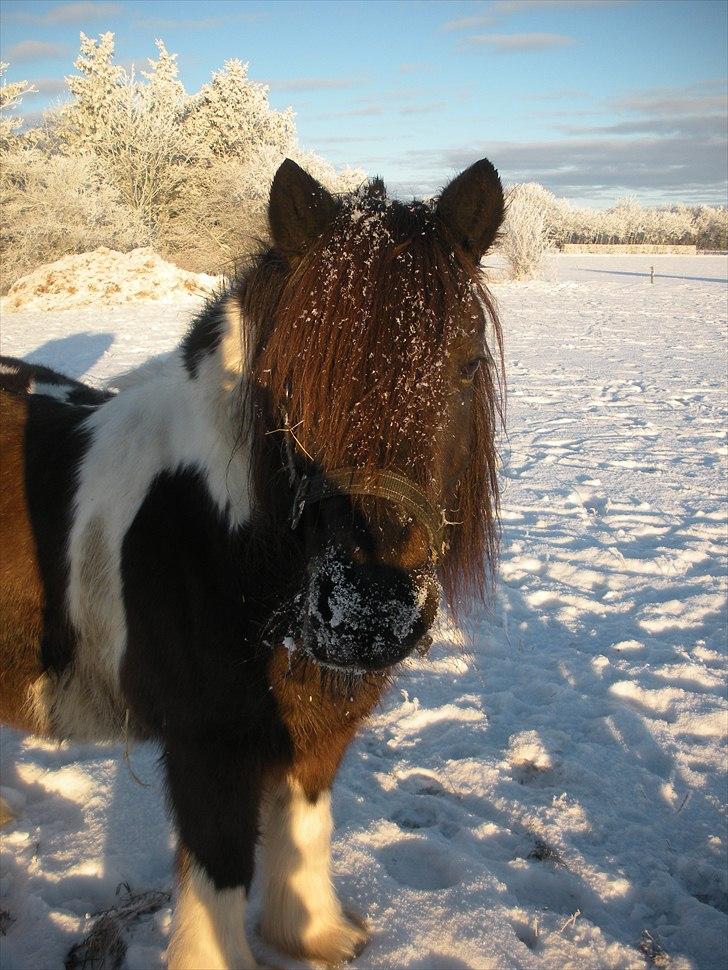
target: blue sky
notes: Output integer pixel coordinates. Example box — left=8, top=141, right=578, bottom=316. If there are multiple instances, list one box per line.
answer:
left=2, top=0, right=726, bottom=205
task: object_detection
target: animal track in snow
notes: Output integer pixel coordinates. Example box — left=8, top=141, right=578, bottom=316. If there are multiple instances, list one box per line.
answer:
left=380, top=839, right=463, bottom=890
left=637, top=593, right=725, bottom=633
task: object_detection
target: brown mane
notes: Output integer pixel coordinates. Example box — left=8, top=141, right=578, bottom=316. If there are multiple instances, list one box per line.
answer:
left=240, top=180, right=503, bottom=612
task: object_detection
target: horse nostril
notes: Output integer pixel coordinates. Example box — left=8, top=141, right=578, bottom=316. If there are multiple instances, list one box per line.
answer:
left=316, top=576, right=334, bottom=624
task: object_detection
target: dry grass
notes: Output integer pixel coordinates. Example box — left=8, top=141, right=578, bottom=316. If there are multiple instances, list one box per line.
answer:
left=65, top=886, right=170, bottom=970
left=527, top=837, right=567, bottom=868
left=638, top=929, right=670, bottom=966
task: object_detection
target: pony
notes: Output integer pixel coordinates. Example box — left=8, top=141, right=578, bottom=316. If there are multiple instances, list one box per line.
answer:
left=0, top=157, right=504, bottom=969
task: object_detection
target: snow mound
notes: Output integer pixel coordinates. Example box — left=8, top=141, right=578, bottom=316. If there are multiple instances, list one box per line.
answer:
left=1, top=247, right=219, bottom=312
left=506, top=730, right=553, bottom=772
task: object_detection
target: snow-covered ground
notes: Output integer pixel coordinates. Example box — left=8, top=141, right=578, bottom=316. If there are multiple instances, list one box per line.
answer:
left=1, top=254, right=726, bottom=970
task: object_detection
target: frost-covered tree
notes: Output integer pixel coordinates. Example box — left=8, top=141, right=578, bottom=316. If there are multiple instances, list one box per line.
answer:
left=0, top=62, right=36, bottom=149
left=694, top=205, right=728, bottom=251
left=182, top=59, right=296, bottom=162
left=57, top=32, right=125, bottom=151
left=550, top=195, right=709, bottom=247
left=155, top=58, right=361, bottom=270
left=141, top=39, right=185, bottom=115
left=54, top=36, right=195, bottom=234
left=500, top=183, right=555, bottom=279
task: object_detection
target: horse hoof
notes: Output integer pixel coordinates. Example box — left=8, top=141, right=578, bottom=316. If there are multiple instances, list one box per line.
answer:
left=304, top=910, right=369, bottom=965
left=262, top=907, right=369, bottom=966
left=343, top=910, right=369, bottom=960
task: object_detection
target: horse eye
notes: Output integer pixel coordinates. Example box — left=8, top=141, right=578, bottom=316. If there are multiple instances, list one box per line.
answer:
left=460, top=357, right=483, bottom=383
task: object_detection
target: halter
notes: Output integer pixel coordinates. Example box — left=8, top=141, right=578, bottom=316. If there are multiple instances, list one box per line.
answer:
left=278, top=404, right=446, bottom=560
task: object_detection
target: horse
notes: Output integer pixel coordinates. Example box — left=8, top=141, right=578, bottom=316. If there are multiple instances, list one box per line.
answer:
left=0, top=156, right=504, bottom=969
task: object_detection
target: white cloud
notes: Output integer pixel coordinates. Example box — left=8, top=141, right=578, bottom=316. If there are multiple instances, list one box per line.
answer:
left=409, top=130, right=726, bottom=202
left=3, top=40, right=69, bottom=63
left=460, top=31, right=575, bottom=51
left=266, top=76, right=366, bottom=93
left=4, top=2, right=120, bottom=25
left=443, top=0, right=627, bottom=31
left=24, top=77, right=67, bottom=98
left=379, top=78, right=727, bottom=204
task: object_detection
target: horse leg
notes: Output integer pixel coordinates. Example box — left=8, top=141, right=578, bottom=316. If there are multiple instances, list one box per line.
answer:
left=164, top=739, right=262, bottom=970
left=258, top=772, right=368, bottom=964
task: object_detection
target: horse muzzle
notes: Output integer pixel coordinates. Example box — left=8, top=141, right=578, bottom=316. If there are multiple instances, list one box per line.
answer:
left=301, top=550, right=438, bottom=672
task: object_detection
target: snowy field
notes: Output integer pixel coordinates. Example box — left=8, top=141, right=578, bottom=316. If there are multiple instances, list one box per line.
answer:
left=1, top=254, right=726, bottom=970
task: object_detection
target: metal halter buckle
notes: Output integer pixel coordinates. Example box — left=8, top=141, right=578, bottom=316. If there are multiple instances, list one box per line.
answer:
left=290, top=474, right=310, bottom=530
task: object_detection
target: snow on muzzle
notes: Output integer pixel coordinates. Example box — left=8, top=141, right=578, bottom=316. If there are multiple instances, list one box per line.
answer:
left=301, top=547, right=439, bottom=671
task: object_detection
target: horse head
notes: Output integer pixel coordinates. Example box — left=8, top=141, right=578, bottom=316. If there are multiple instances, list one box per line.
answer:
left=251, top=158, right=505, bottom=673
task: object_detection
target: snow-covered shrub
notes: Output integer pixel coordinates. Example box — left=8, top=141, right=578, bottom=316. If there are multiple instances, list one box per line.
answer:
left=1, top=58, right=147, bottom=290
left=500, top=183, right=555, bottom=279
left=166, top=146, right=364, bottom=274
left=0, top=149, right=149, bottom=291
left=182, top=58, right=295, bottom=163
left=694, top=205, right=728, bottom=251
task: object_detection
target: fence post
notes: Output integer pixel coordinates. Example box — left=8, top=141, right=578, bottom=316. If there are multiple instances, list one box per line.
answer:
left=650, top=265, right=654, bottom=284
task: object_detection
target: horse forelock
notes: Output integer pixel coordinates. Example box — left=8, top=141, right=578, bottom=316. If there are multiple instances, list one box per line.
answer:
left=229, top=181, right=504, bottom=611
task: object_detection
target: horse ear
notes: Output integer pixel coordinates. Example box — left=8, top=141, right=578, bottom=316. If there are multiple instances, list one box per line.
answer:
left=436, top=158, right=504, bottom=261
left=269, top=159, right=337, bottom=258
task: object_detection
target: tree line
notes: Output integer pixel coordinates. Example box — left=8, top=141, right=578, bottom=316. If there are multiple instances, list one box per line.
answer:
left=1, top=34, right=725, bottom=290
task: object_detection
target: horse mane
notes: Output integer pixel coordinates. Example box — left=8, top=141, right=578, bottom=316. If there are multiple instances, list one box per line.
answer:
left=224, top=180, right=504, bottom=612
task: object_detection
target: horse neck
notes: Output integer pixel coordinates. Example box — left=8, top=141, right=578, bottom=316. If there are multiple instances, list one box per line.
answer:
left=180, top=293, right=255, bottom=526
left=96, top=293, right=254, bottom=529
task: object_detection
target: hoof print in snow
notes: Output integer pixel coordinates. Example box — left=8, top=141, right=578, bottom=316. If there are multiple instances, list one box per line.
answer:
left=678, top=860, right=728, bottom=915
left=690, top=888, right=728, bottom=916
left=391, top=802, right=439, bottom=830
left=507, top=732, right=554, bottom=784
left=511, top=916, right=540, bottom=952
left=691, top=888, right=728, bottom=916
left=399, top=772, right=450, bottom=798
left=381, top=840, right=462, bottom=891
left=513, top=763, right=551, bottom=784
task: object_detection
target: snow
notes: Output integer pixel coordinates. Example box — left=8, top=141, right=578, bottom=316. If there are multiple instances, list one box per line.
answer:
left=0, top=247, right=218, bottom=313
left=1, top=254, right=726, bottom=969
left=303, top=546, right=434, bottom=668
